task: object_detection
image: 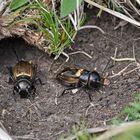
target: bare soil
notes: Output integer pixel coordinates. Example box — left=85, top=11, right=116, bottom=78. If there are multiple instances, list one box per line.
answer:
left=0, top=9, right=140, bottom=140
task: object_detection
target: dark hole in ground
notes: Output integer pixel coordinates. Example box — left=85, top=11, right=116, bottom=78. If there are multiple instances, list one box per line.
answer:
left=0, top=11, right=140, bottom=140
left=0, top=37, right=45, bottom=69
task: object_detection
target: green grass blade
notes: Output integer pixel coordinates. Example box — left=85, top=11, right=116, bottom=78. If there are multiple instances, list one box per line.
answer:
left=61, top=0, right=82, bottom=17
left=10, top=0, right=29, bottom=11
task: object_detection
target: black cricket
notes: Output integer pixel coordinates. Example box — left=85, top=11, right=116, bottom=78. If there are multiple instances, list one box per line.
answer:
left=7, top=60, right=42, bottom=100
left=57, top=67, right=103, bottom=101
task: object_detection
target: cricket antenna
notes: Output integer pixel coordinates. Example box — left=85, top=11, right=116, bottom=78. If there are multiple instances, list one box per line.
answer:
left=101, top=59, right=111, bottom=74
left=101, top=59, right=111, bottom=86
left=12, top=46, right=20, bottom=62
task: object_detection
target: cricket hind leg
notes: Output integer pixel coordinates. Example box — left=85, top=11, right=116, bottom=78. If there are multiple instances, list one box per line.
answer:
left=59, top=84, right=83, bottom=97
left=29, top=87, right=36, bottom=100
left=12, top=88, right=19, bottom=102
left=6, top=66, right=14, bottom=84
left=35, top=77, right=44, bottom=85
left=61, top=87, right=79, bottom=97
left=84, top=89, right=93, bottom=102
left=33, top=64, right=44, bottom=85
